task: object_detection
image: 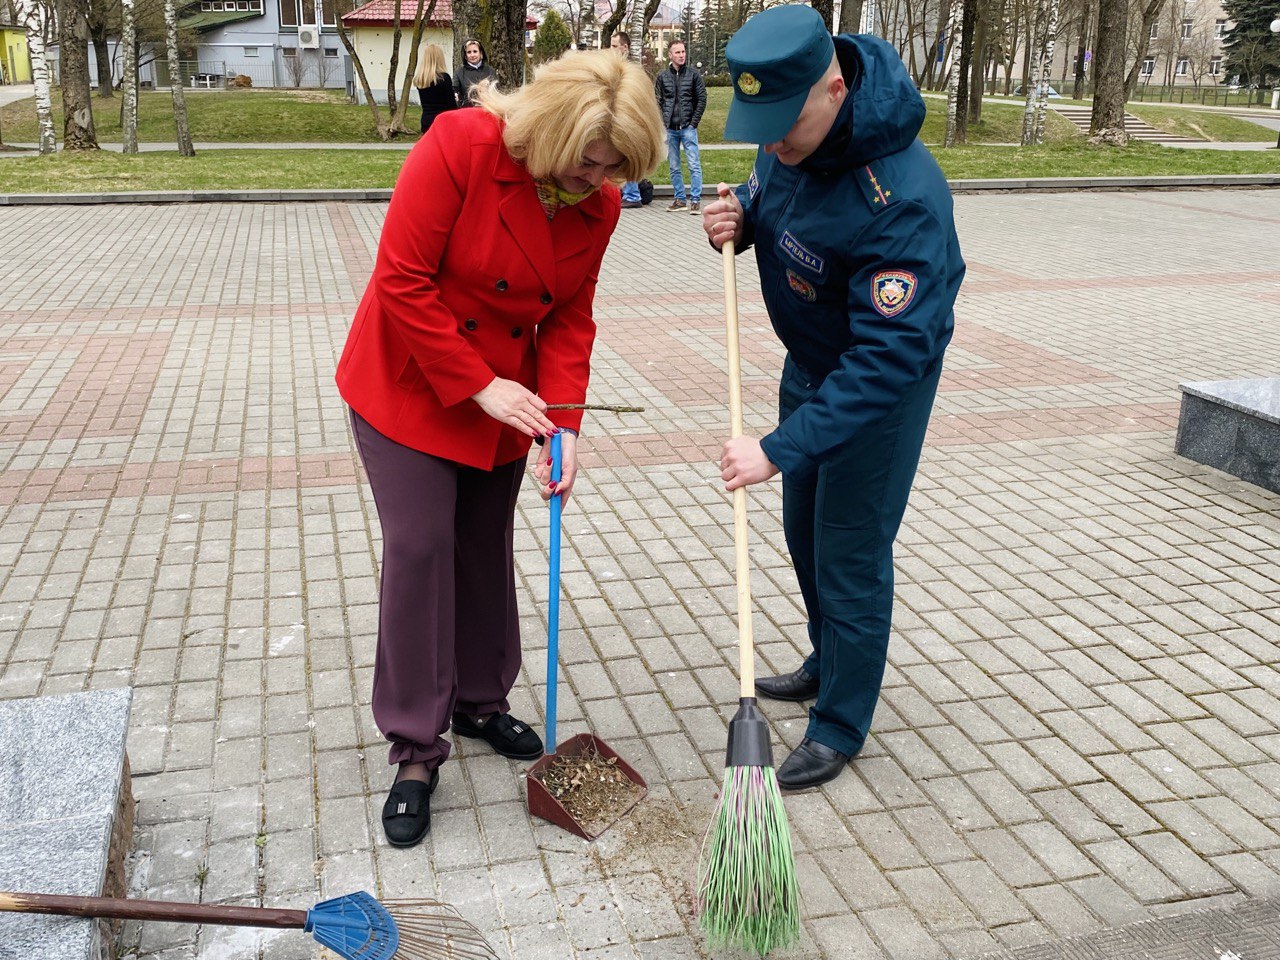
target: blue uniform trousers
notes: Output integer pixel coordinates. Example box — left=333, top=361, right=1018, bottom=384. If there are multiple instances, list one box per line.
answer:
left=778, top=354, right=942, bottom=757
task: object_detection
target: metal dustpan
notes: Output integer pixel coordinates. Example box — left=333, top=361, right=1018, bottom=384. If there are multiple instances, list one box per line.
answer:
left=525, top=433, right=647, bottom=840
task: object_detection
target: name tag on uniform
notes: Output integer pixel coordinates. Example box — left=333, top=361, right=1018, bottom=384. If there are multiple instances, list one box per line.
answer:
left=779, top=231, right=826, bottom=279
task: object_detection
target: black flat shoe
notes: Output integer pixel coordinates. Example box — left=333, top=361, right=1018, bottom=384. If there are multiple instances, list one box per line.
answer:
left=451, top=712, right=544, bottom=760
left=755, top=666, right=820, bottom=702
left=777, top=738, right=851, bottom=790
left=381, top=768, right=439, bottom=848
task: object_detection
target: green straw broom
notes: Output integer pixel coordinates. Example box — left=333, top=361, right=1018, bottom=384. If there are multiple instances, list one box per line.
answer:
left=696, top=239, right=800, bottom=955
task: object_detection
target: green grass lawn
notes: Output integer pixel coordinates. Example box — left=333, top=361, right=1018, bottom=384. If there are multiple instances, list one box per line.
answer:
left=0, top=89, right=412, bottom=144
left=1, top=141, right=1275, bottom=195
left=1125, top=105, right=1277, bottom=142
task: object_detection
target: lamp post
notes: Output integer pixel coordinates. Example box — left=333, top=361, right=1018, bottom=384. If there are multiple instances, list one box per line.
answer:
left=1272, top=15, right=1280, bottom=145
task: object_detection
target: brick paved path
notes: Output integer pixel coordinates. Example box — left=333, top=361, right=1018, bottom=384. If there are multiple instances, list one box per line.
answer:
left=0, top=190, right=1277, bottom=960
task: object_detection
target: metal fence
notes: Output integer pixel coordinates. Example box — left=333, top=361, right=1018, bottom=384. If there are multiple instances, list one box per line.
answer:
left=151, top=56, right=344, bottom=90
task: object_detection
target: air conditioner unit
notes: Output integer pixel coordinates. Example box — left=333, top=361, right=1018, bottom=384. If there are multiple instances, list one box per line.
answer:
left=297, top=26, right=320, bottom=49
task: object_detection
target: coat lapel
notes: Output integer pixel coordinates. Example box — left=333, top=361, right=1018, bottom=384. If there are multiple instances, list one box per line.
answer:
left=494, top=148, right=557, bottom=295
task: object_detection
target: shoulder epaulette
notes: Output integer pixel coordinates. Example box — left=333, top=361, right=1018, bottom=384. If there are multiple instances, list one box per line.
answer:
left=855, top=162, right=897, bottom=212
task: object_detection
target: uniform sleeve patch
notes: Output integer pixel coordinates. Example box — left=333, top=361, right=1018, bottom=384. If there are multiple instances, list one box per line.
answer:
left=871, top=270, right=917, bottom=317
left=747, top=168, right=759, bottom=200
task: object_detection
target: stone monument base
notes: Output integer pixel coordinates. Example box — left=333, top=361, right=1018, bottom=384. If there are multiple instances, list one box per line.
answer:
left=1176, top=378, right=1280, bottom=495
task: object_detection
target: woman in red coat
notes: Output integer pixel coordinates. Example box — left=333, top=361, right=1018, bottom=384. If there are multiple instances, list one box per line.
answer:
left=336, top=50, right=664, bottom=848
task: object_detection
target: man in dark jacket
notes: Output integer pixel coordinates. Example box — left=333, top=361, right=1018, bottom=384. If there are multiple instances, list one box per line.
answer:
left=654, top=39, right=706, bottom=214
left=453, top=38, right=496, bottom=106
left=702, top=5, right=965, bottom=789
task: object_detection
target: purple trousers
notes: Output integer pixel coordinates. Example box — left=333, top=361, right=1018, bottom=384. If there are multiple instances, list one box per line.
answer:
left=350, top=410, right=525, bottom=770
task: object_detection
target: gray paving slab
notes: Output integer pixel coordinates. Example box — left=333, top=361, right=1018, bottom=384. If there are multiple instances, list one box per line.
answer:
left=0, top=190, right=1278, bottom=960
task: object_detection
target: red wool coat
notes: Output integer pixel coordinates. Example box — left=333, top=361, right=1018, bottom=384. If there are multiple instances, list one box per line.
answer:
left=336, top=108, right=621, bottom=470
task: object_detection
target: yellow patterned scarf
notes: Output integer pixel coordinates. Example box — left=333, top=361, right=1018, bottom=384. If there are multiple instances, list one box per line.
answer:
left=535, top=181, right=597, bottom=220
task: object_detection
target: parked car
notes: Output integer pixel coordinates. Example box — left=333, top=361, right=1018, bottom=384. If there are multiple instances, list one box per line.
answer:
left=1014, top=82, right=1062, bottom=98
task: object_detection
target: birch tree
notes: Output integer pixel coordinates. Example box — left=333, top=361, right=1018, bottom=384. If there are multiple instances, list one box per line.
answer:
left=13, top=0, right=57, bottom=153
left=121, top=0, right=139, bottom=153
left=163, top=0, right=195, bottom=155
left=941, top=0, right=965, bottom=145
left=1020, top=0, right=1058, bottom=144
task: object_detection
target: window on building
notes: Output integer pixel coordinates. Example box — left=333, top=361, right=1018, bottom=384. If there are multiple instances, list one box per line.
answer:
left=200, top=1, right=211, bottom=8
left=244, top=46, right=258, bottom=56
left=1181, top=18, right=1193, bottom=38
left=1176, top=57, right=1189, bottom=75
left=1209, top=56, right=1222, bottom=74
left=237, top=1, right=249, bottom=9
left=1141, top=57, right=1155, bottom=75
left=1149, top=22, right=1158, bottom=38
left=282, top=46, right=297, bottom=57
left=278, top=0, right=296, bottom=25
left=324, top=46, right=338, bottom=57
left=276, top=0, right=332, bottom=25
left=1214, top=18, right=1226, bottom=37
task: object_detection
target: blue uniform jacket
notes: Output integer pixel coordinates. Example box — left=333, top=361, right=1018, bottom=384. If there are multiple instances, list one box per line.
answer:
left=738, top=34, right=966, bottom=481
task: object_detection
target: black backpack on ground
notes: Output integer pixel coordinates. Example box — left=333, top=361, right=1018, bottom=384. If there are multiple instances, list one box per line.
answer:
left=638, top=179, right=654, bottom=205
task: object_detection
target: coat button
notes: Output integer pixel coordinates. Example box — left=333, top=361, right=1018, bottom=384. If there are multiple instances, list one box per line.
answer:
left=464, top=318, right=478, bottom=331
left=540, top=293, right=552, bottom=305
left=511, top=327, right=523, bottom=338
left=496, top=279, right=508, bottom=291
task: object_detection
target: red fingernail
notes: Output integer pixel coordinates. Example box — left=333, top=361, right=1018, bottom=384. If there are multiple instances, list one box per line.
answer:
left=548, top=481, right=555, bottom=488
left=546, top=458, right=553, bottom=465
left=552, top=427, right=561, bottom=434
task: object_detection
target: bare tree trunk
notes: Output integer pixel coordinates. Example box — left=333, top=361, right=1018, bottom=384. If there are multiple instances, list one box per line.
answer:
left=387, top=0, right=403, bottom=117
left=838, top=0, right=864, bottom=32
left=58, top=0, right=100, bottom=149
left=1031, top=0, right=1058, bottom=141
left=942, top=0, right=964, bottom=144
left=1072, top=2, right=1088, bottom=99
left=121, top=0, right=138, bottom=152
left=627, top=0, right=644, bottom=60
left=967, top=0, right=987, bottom=122
left=336, top=11, right=392, bottom=139
left=953, top=0, right=977, bottom=141
left=14, top=0, right=57, bottom=153
left=392, top=0, right=435, bottom=134
left=1089, top=0, right=1128, bottom=142
left=91, top=32, right=113, bottom=97
left=812, top=0, right=834, bottom=29
left=163, top=0, right=195, bottom=155
left=487, top=0, right=524, bottom=87
left=1123, top=0, right=1164, bottom=98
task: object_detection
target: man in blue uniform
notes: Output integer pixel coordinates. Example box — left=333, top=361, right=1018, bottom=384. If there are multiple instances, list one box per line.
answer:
left=703, top=4, right=965, bottom=789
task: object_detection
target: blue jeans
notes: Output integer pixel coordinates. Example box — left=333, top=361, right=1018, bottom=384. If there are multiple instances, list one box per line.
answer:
left=621, top=181, right=641, bottom=203
left=666, top=127, right=702, bottom=203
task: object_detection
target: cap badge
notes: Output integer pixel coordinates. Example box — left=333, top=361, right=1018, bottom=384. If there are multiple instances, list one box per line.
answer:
left=737, top=72, right=762, bottom=95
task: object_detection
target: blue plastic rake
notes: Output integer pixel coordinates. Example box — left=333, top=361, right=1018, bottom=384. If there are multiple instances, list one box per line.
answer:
left=0, top=889, right=498, bottom=960
left=545, top=431, right=564, bottom=755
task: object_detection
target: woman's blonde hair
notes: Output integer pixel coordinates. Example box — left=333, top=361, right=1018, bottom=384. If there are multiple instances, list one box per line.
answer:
left=477, top=50, right=664, bottom=184
left=412, top=43, right=447, bottom=88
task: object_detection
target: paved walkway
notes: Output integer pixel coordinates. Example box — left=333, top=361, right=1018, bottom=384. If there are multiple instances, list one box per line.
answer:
left=0, top=191, right=1278, bottom=960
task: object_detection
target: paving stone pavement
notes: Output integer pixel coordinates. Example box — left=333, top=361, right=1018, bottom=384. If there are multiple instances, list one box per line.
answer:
left=0, top=189, right=1277, bottom=960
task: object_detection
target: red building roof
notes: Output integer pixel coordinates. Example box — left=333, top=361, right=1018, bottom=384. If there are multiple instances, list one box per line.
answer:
left=342, top=0, right=535, bottom=29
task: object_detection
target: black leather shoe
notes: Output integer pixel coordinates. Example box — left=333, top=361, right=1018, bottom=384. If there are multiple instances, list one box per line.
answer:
left=452, top=712, right=545, bottom=760
left=382, top=768, right=439, bottom=848
left=777, top=738, right=851, bottom=790
left=755, top=666, right=820, bottom=702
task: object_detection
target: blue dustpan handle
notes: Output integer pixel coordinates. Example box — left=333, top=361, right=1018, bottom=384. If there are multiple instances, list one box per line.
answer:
left=546, top=432, right=562, bottom=756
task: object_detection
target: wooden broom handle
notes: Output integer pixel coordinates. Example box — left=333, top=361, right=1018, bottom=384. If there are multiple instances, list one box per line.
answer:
left=722, top=239, right=755, bottom=697
left=0, top=892, right=309, bottom=929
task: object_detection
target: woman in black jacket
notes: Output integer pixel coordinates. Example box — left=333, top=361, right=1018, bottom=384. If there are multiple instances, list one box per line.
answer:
left=414, top=43, right=457, bottom=133
left=453, top=37, right=497, bottom=106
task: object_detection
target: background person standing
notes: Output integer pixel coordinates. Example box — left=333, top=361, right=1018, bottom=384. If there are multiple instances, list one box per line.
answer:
left=413, top=42, right=457, bottom=134
left=610, top=30, right=644, bottom=209
left=454, top=37, right=497, bottom=106
left=654, top=39, right=705, bottom=214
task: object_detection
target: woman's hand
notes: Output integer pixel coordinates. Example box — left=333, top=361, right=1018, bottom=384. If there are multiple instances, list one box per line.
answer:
left=703, top=182, right=745, bottom=251
left=472, top=377, right=558, bottom=438
left=721, top=436, right=779, bottom=491
left=533, top=431, right=578, bottom=509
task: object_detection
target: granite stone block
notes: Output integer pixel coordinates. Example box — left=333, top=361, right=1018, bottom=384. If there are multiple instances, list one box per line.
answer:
left=1177, top=379, right=1280, bottom=494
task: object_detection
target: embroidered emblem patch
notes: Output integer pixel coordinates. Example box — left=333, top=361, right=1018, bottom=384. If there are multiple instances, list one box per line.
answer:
left=779, top=231, right=825, bottom=277
left=871, top=270, right=917, bottom=317
left=737, top=72, right=761, bottom=95
left=786, top=269, right=817, bottom=303
left=747, top=168, right=759, bottom=200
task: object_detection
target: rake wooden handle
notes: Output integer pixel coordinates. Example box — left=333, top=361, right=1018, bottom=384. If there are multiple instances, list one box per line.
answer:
left=0, top=891, right=308, bottom=929
left=722, top=239, right=755, bottom=698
